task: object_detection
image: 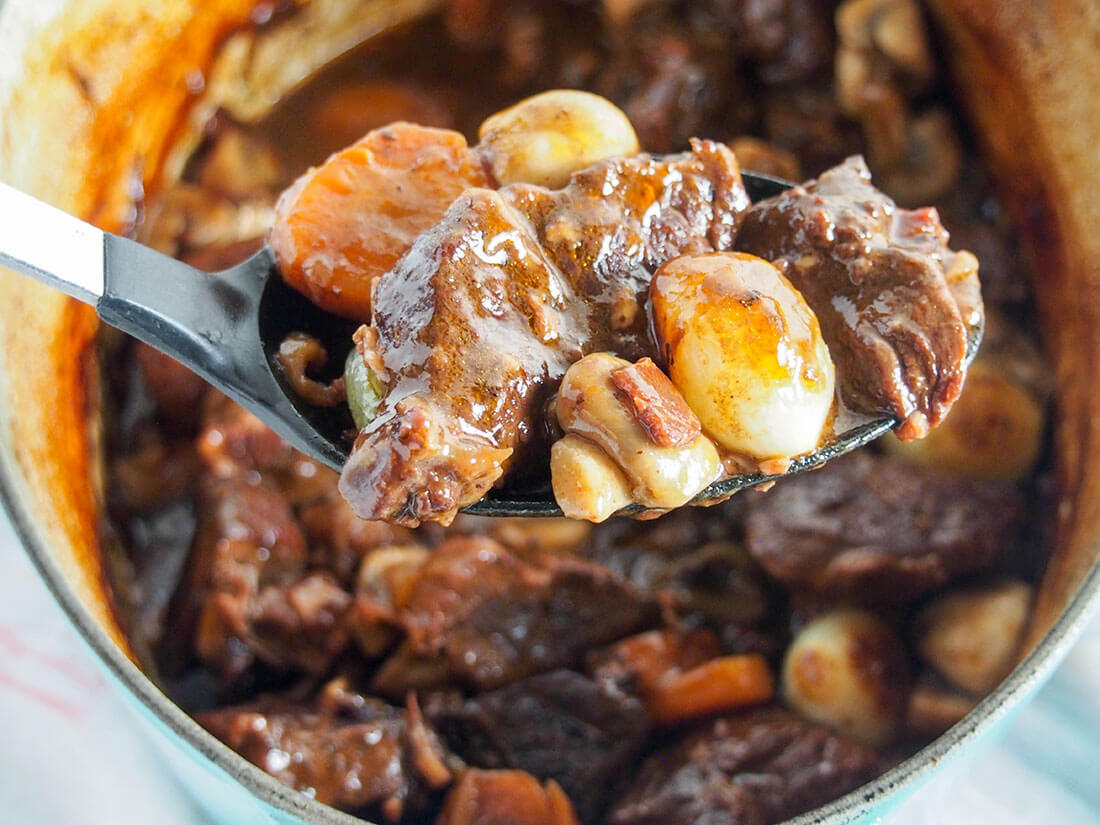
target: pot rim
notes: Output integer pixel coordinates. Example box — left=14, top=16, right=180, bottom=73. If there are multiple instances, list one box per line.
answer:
left=5, top=453, right=1099, bottom=825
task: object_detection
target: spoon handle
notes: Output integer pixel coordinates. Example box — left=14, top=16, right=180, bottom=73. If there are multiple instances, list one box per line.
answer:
left=0, top=181, right=346, bottom=470
left=0, top=181, right=105, bottom=303
left=97, top=238, right=348, bottom=470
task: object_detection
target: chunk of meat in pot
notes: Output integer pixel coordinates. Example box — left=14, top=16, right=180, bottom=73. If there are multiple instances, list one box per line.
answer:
left=762, top=84, right=864, bottom=175
left=736, top=156, right=981, bottom=440
left=350, top=543, right=432, bottom=658
left=600, top=28, right=735, bottom=154
left=579, top=506, right=771, bottom=628
left=110, top=434, right=202, bottom=513
left=739, top=0, right=835, bottom=85
left=197, top=392, right=299, bottom=477
left=166, top=476, right=351, bottom=680
left=370, top=536, right=659, bottom=694
left=436, top=770, right=580, bottom=825
left=425, top=669, right=650, bottom=824
left=198, top=693, right=455, bottom=822
left=197, top=393, right=338, bottom=505
left=743, top=452, right=1025, bottom=606
left=607, top=707, right=879, bottom=825
left=340, top=140, right=749, bottom=525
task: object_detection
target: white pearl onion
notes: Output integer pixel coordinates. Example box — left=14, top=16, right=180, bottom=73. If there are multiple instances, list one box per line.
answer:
left=478, top=90, right=640, bottom=188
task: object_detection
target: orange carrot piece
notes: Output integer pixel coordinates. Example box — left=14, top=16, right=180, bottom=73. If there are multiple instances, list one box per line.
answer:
left=270, top=122, right=490, bottom=321
left=647, top=654, right=775, bottom=724
left=603, top=628, right=721, bottom=690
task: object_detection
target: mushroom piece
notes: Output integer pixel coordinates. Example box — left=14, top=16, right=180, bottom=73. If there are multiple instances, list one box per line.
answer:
left=836, top=0, right=934, bottom=90
left=729, top=136, right=801, bottom=181
left=883, top=359, right=1045, bottom=480
left=551, top=434, right=635, bottom=523
left=834, top=0, right=958, bottom=203
left=552, top=353, right=721, bottom=520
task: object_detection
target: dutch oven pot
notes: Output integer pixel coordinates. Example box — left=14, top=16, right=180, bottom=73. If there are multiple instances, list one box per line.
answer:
left=0, top=1, right=1098, bottom=823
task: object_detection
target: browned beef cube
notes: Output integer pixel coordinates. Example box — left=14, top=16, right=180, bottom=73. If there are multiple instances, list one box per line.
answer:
left=744, top=452, right=1025, bottom=605
left=197, top=393, right=300, bottom=478
left=134, top=342, right=207, bottom=431
left=199, top=693, right=454, bottom=822
left=579, top=504, right=770, bottom=628
left=608, top=707, right=879, bottom=825
left=168, top=476, right=352, bottom=680
left=372, top=537, right=659, bottom=694
left=196, top=392, right=342, bottom=511
left=299, top=495, right=420, bottom=584
left=426, top=670, right=650, bottom=824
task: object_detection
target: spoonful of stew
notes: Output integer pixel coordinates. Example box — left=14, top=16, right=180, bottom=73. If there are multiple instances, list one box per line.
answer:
left=0, top=90, right=982, bottom=525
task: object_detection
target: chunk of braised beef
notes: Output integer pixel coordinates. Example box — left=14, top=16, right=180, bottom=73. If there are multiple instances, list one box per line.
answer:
left=737, top=156, right=980, bottom=440
left=166, top=476, right=352, bottom=680
left=608, top=707, right=879, bottom=825
left=198, top=693, right=454, bottom=822
left=248, top=571, right=353, bottom=672
left=372, top=537, right=659, bottom=695
left=349, top=543, right=432, bottom=658
left=197, top=392, right=300, bottom=477
left=197, top=393, right=338, bottom=505
left=734, top=0, right=835, bottom=85
left=743, top=452, right=1025, bottom=606
left=762, top=84, right=864, bottom=175
left=436, top=770, right=580, bottom=825
left=598, top=26, right=736, bottom=153
left=579, top=505, right=735, bottom=589
left=426, top=669, right=650, bottom=824
left=111, top=434, right=202, bottom=513
left=579, top=505, right=770, bottom=628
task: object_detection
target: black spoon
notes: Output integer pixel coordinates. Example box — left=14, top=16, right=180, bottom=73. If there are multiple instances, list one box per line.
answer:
left=0, top=175, right=979, bottom=517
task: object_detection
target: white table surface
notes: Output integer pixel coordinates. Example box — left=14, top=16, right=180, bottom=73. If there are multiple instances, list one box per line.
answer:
left=0, top=506, right=1097, bottom=825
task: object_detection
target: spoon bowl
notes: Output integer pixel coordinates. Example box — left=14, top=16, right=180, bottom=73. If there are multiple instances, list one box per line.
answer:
left=0, top=172, right=979, bottom=518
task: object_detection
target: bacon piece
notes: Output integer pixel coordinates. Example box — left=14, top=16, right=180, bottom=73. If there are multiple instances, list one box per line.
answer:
left=610, top=357, right=701, bottom=447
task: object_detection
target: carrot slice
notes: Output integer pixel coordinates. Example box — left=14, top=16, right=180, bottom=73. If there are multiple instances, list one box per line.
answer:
left=270, top=122, right=490, bottom=321
left=647, top=654, right=775, bottom=724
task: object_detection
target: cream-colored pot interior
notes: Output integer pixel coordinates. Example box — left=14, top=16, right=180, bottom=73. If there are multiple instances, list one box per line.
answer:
left=0, top=0, right=1097, bottom=810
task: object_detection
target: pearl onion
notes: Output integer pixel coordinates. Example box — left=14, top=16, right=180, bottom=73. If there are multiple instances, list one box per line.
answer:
left=650, top=252, right=835, bottom=461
